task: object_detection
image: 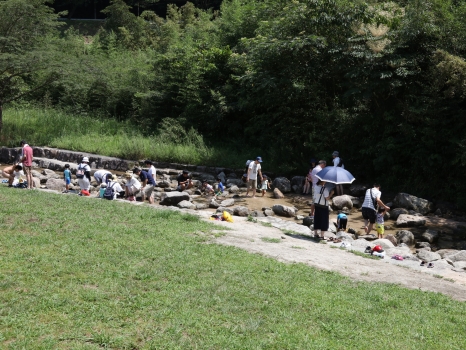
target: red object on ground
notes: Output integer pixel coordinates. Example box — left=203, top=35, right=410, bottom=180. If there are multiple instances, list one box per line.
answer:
left=372, top=245, right=383, bottom=252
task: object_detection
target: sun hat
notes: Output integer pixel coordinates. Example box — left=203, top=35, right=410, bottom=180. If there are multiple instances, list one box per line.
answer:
left=82, top=157, right=89, bottom=162
left=124, top=171, right=133, bottom=178
left=112, top=174, right=118, bottom=181
left=256, top=156, right=263, bottom=162
left=332, top=151, right=339, bottom=157
left=372, top=245, right=383, bottom=252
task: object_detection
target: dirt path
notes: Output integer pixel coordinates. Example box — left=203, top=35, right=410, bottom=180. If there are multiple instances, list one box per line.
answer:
left=197, top=212, right=466, bottom=301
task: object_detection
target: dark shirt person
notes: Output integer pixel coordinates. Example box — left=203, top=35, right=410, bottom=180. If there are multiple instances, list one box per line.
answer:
left=133, top=167, right=155, bottom=204
left=177, top=170, right=193, bottom=191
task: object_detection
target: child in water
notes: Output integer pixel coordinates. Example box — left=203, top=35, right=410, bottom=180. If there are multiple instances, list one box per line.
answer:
left=376, top=207, right=386, bottom=239
left=261, top=175, right=271, bottom=197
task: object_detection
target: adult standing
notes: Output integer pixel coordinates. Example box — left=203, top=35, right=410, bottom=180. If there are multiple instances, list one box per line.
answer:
left=77, top=157, right=91, bottom=195
left=246, top=156, right=263, bottom=198
left=20, top=140, right=34, bottom=189
left=361, top=183, right=390, bottom=234
left=144, top=160, right=157, bottom=185
left=309, top=160, right=326, bottom=217
left=93, top=169, right=112, bottom=186
left=302, top=159, right=316, bottom=195
left=133, top=167, right=155, bottom=204
left=332, top=151, right=344, bottom=196
left=313, top=180, right=331, bottom=240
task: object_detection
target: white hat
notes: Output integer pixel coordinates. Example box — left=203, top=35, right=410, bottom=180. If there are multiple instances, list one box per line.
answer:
left=82, top=157, right=89, bottom=162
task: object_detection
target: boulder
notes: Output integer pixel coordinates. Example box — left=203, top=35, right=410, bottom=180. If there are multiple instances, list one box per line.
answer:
left=32, top=177, right=41, bottom=188
left=272, top=177, right=291, bottom=193
left=226, top=179, right=244, bottom=187
left=358, top=234, right=377, bottom=241
left=272, top=204, right=297, bottom=217
left=195, top=203, right=209, bottom=210
left=209, top=198, right=220, bottom=209
left=45, top=178, right=64, bottom=191
left=396, top=214, right=426, bottom=227
left=444, top=250, right=466, bottom=262
left=386, top=246, right=411, bottom=257
left=452, top=261, right=466, bottom=270
left=42, top=169, right=60, bottom=178
left=216, top=207, right=234, bottom=215
left=264, top=209, right=274, bottom=216
left=417, top=250, right=441, bottom=262
left=302, top=216, right=314, bottom=227
left=436, top=249, right=458, bottom=258
left=395, top=230, right=415, bottom=245
left=349, top=185, right=367, bottom=197
left=350, top=197, right=361, bottom=208
left=229, top=185, right=240, bottom=193
left=291, top=176, right=305, bottom=193
left=372, top=238, right=395, bottom=251
left=416, top=241, right=431, bottom=248
left=233, top=206, right=249, bottom=217
left=157, top=180, right=171, bottom=188
left=335, top=231, right=354, bottom=241
left=251, top=210, right=265, bottom=217
left=220, top=198, right=235, bottom=207
left=177, top=200, right=195, bottom=209
left=393, top=193, right=434, bottom=215
left=389, top=208, right=409, bottom=220
left=159, top=192, right=190, bottom=206
left=332, top=195, right=353, bottom=210
left=421, top=229, right=439, bottom=243
left=273, top=188, right=284, bottom=199
left=199, top=173, right=216, bottom=182
left=384, top=234, right=397, bottom=247
left=217, top=172, right=226, bottom=184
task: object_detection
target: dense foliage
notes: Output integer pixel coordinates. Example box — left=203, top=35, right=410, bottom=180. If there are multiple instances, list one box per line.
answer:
left=1, top=0, right=466, bottom=207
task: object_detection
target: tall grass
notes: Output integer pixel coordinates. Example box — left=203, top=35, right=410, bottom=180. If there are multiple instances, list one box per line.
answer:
left=1, top=107, right=254, bottom=168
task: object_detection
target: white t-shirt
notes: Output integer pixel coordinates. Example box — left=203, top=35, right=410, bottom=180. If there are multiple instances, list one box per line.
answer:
left=78, top=163, right=91, bottom=172
left=147, top=165, right=156, bottom=182
left=13, top=170, right=24, bottom=179
left=362, top=188, right=381, bottom=210
left=310, top=165, right=322, bottom=185
left=333, top=157, right=344, bottom=169
left=94, top=170, right=111, bottom=181
left=107, top=181, right=124, bottom=199
left=125, top=177, right=141, bottom=190
left=248, top=161, right=261, bottom=180
left=313, top=185, right=330, bottom=206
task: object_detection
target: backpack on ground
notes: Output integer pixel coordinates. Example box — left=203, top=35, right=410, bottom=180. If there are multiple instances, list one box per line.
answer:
left=76, top=165, right=85, bottom=179
left=103, top=183, right=116, bottom=200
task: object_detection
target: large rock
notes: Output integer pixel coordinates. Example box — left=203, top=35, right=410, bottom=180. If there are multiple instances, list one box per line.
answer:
left=436, top=249, right=459, bottom=258
left=42, top=169, right=61, bottom=179
left=452, top=261, right=466, bottom=270
left=226, top=179, right=244, bottom=187
left=45, top=178, right=64, bottom=191
left=421, top=229, right=439, bottom=243
left=417, top=250, right=441, bottom=262
left=273, top=188, right=284, bottom=199
left=220, top=198, right=235, bottom=207
left=389, top=208, right=409, bottom=220
left=395, top=230, right=415, bottom=245
left=228, top=185, right=240, bottom=193
left=332, top=195, right=353, bottom=210
left=349, top=185, right=367, bottom=197
left=157, top=180, right=171, bottom=188
left=209, top=198, right=220, bottom=209
left=386, top=246, right=411, bottom=257
left=216, top=207, right=234, bottom=215
left=217, top=172, right=226, bottom=184
left=291, top=176, right=305, bottom=194
left=264, top=209, right=274, bottom=216
left=384, top=234, right=397, bottom=247
left=159, top=192, right=190, bottom=206
left=272, top=177, right=291, bottom=193
left=177, top=200, right=195, bottom=209
left=393, top=193, right=434, bottom=215
left=371, top=238, right=395, bottom=251
left=272, top=204, right=297, bottom=217
left=233, top=206, right=249, bottom=217
left=396, top=214, right=426, bottom=227
left=444, top=250, right=466, bottom=262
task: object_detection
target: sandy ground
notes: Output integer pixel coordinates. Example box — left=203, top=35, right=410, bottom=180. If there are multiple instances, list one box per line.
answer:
left=2, top=165, right=465, bottom=301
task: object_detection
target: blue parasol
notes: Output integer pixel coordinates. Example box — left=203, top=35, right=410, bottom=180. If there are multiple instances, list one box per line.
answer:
left=315, top=167, right=355, bottom=184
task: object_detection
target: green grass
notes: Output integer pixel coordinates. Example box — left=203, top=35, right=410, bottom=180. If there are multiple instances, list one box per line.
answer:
left=1, top=187, right=466, bottom=349
left=349, top=250, right=380, bottom=260
left=0, top=107, right=253, bottom=168
left=260, top=237, right=281, bottom=243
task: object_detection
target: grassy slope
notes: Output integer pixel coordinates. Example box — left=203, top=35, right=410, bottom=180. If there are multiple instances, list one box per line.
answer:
left=0, top=187, right=465, bottom=349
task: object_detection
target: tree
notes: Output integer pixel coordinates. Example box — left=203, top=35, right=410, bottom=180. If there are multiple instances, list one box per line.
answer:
left=0, top=0, right=61, bottom=131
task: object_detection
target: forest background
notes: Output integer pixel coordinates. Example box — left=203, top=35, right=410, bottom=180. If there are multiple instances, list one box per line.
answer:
left=1, top=0, right=466, bottom=208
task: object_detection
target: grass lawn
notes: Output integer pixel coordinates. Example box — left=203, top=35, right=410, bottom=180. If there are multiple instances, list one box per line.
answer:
left=0, top=187, right=465, bottom=349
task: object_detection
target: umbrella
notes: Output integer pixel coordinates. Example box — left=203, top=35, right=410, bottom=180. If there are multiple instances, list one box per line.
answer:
left=315, top=167, right=355, bottom=184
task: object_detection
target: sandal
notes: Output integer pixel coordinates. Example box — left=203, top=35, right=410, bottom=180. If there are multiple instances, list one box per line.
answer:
left=427, top=262, right=434, bottom=268
left=420, top=261, right=426, bottom=267
left=328, top=237, right=334, bottom=242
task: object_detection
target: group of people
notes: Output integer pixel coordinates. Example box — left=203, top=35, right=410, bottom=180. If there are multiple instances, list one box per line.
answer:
left=303, top=151, right=390, bottom=241
left=244, top=157, right=271, bottom=198
left=1, top=140, right=34, bottom=189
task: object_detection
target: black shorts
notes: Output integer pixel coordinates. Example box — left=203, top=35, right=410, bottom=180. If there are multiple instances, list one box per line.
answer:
left=362, top=207, right=377, bottom=224
left=314, top=206, right=329, bottom=231
left=338, top=218, right=347, bottom=230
